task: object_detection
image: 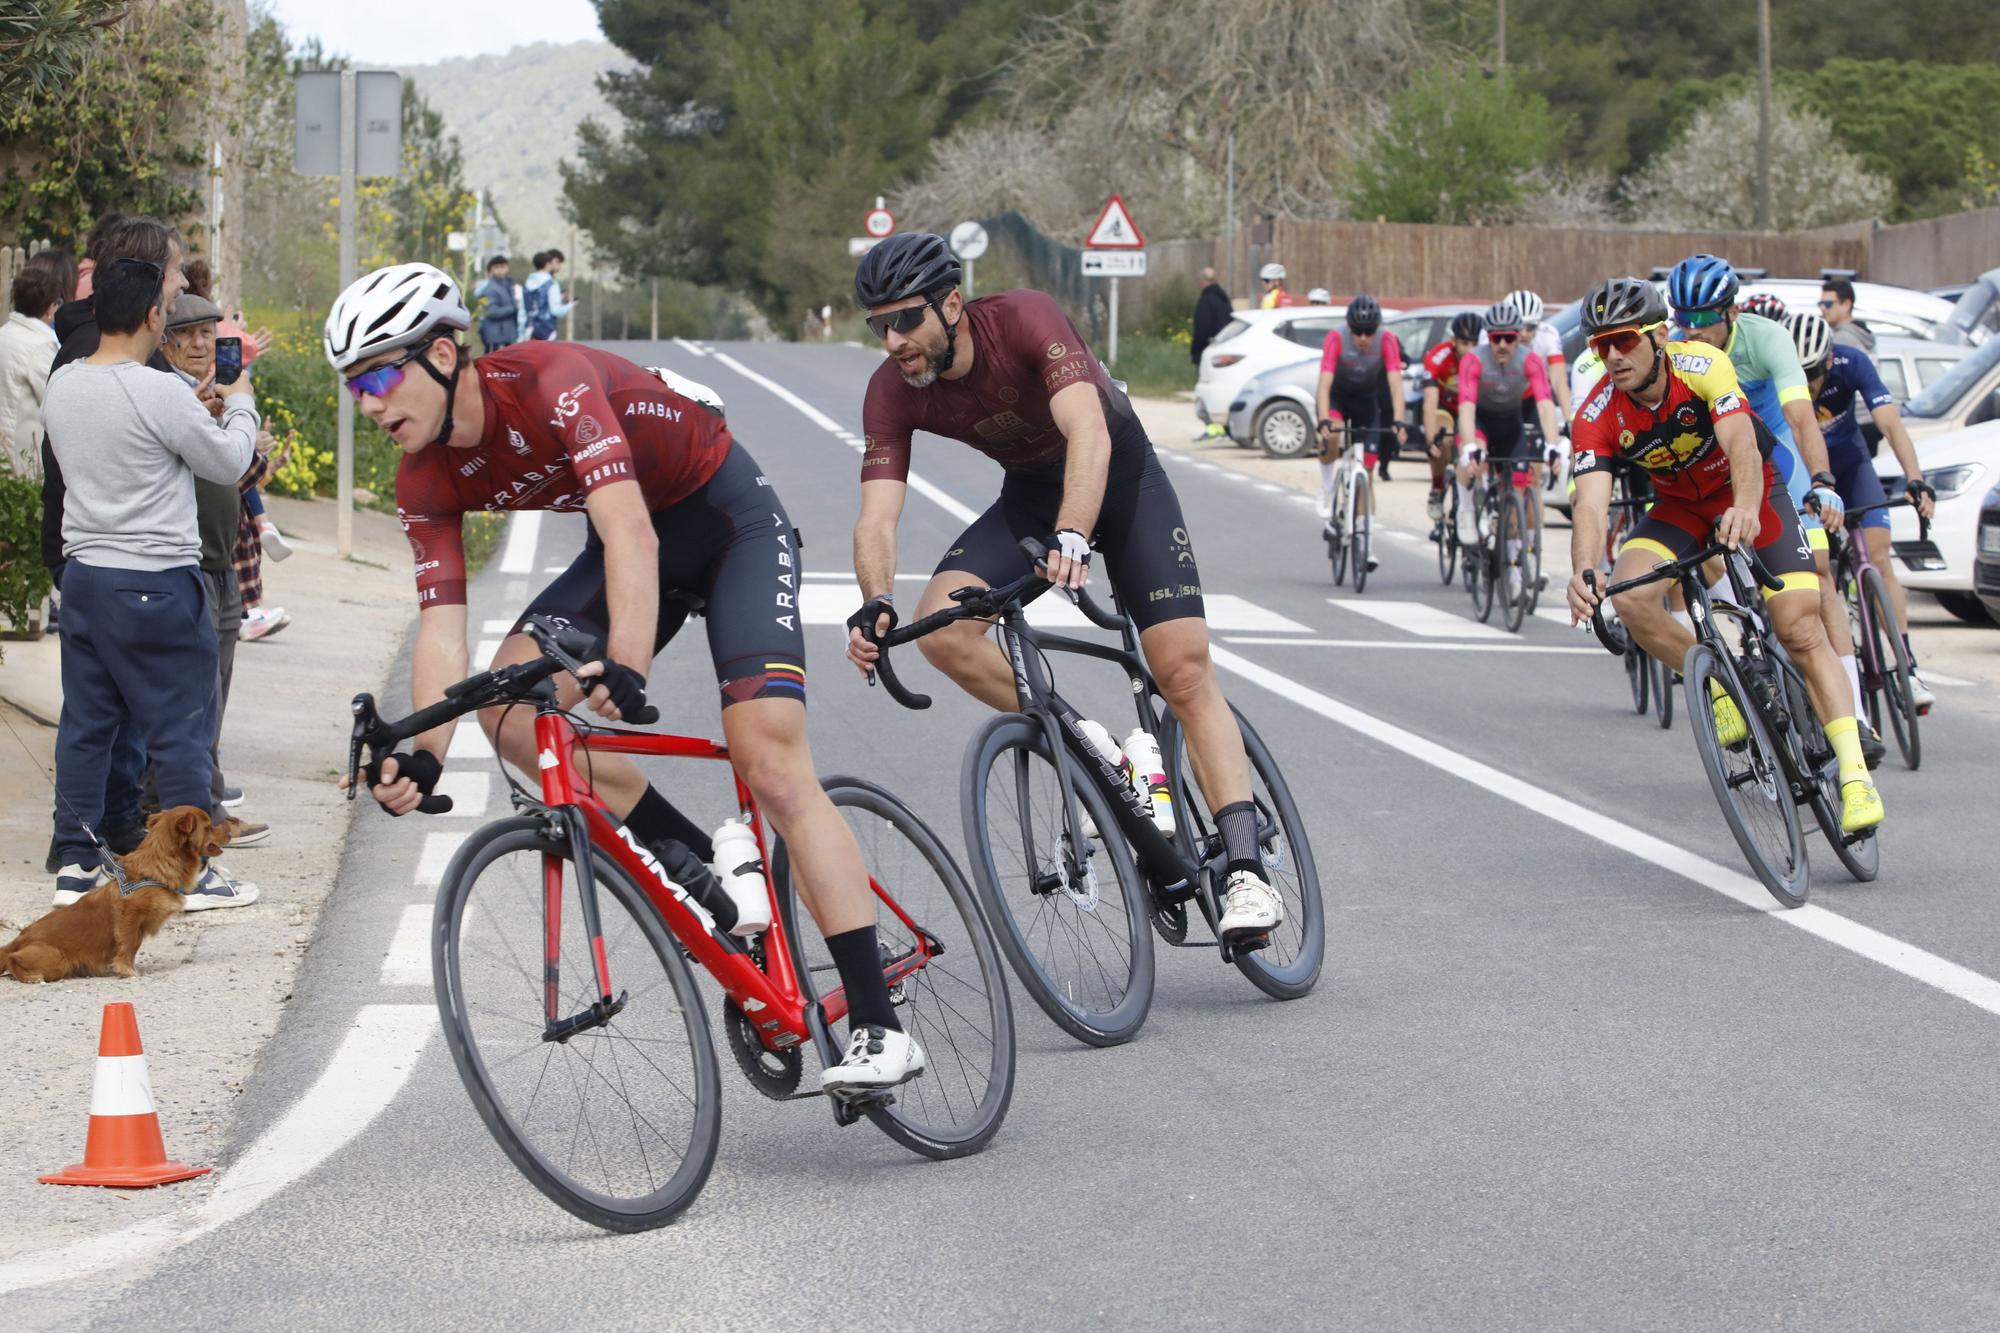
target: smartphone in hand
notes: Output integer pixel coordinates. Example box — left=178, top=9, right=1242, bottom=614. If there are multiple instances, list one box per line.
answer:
left=215, top=336, right=243, bottom=385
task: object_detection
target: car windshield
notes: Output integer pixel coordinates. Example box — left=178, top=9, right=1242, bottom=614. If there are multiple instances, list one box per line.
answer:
left=1946, top=276, right=2000, bottom=338
left=1904, top=336, right=2000, bottom=418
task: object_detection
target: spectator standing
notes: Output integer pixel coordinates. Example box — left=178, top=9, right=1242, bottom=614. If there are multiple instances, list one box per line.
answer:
left=474, top=254, right=520, bottom=352
left=41, top=250, right=261, bottom=909
left=522, top=248, right=574, bottom=340
left=1820, top=278, right=1875, bottom=352
left=183, top=258, right=273, bottom=365
left=1191, top=267, right=1233, bottom=366
left=184, top=257, right=294, bottom=577
left=0, top=260, right=65, bottom=476
left=154, top=292, right=272, bottom=847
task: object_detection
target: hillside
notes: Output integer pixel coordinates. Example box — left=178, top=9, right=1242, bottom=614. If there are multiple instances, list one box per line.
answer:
left=402, top=40, right=634, bottom=263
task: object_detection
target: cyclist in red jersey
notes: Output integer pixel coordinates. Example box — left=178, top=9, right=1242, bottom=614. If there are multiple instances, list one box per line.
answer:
left=1564, top=277, right=1883, bottom=834
left=329, top=263, right=924, bottom=1092
left=1418, top=310, right=1485, bottom=527
left=842, top=233, right=1284, bottom=943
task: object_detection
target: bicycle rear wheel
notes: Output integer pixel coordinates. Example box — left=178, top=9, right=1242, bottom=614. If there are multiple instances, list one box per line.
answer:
left=1681, top=647, right=1810, bottom=907
left=962, top=713, right=1155, bottom=1046
left=1160, top=705, right=1325, bottom=999
left=1862, top=567, right=1920, bottom=770
left=434, top=818, right=722, bottom=1232
left=1627, top=640, right=1650, bottom=714
left=1653, top=654, right=1674, bottom=730
left=772, top=776, right=1016, bottom=1157
left=1781, top=669, right=1881, bottom=884
left=1469, top=499, right=1496, bottom=623
left=1500, top=489, right=1528, bottom=632
left=1327, top=472, right=1350, bottom=587
left=1351, top=470, right=1373, bottom=594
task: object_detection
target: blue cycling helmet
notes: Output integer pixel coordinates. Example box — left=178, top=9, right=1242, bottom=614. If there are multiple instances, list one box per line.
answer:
left=1667, top=254, right=1739, bottom=314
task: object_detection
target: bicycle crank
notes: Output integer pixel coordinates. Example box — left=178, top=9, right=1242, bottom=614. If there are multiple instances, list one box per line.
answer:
left=722, top=1000, right=803, bottom=1099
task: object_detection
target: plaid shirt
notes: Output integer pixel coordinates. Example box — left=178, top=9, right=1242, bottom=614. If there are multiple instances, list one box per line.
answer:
left=233, top=452, right=273, bottom=608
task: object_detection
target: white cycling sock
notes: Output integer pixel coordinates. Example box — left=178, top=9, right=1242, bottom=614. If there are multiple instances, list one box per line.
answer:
left=1842, top=655, right=1865, bottom=718
left=1506, top=539, right=1521, bottom=562
left=1359, top=514, right=1372, bottom=532
left=1318, top=461, right=1335, bottom=490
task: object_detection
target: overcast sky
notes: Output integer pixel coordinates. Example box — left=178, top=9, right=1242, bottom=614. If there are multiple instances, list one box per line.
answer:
left=263, top=0, right=604, bottom=65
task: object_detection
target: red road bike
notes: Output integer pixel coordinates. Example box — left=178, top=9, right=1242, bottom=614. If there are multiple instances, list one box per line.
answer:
left=348, top=617, right=1014, bottom=1232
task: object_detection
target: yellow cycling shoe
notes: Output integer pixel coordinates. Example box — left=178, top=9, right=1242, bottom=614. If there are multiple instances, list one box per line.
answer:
left=1708, top=683, right=1747, bottom=748
left=1839, top=780, right=1885, bottom=834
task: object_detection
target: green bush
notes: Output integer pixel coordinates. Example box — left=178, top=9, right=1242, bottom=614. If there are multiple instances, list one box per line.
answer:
left=0, top=470, right=53, bottom=646
left=1109, top=333, right=1196, bottom=400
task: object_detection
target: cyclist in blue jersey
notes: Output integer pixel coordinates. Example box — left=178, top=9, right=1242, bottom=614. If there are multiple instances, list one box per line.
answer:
left=1667, top=254, right=1879, bottom=756
left=1786, top=311, right=1940, bottom=711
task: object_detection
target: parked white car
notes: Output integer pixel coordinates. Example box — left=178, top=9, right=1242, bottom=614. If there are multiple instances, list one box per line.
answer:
left=1899, top=336, right=2000, bottom=444
left=1195, top=305, right=1396, bottom=432
left=1737, top=279, right=1957, bottom=343
left=1873, top=418, right=2000, bottom=624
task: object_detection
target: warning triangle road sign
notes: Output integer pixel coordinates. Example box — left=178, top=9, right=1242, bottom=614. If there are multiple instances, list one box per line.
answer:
left=1085, top=195, right=1146, bottom=249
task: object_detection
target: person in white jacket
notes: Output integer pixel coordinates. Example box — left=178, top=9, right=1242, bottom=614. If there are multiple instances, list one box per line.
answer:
left=0, top=260, right=65, bottom=476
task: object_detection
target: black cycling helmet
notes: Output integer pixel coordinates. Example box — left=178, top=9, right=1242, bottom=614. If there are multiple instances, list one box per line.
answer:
left=854, top=232, right=962, bottom=309
left=1346, top=294, right=1381, bottom=334
left=1579, top=276, right=1668, bottom=334
left=1448, top=311, right=1484, bottom=342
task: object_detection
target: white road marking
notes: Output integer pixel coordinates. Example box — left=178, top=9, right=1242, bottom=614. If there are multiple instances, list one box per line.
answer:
left=800, top=570, right=931, bottom=582
left=1208, top=644, right=2000, bottom=1020
left=0, top=1005, right=436, bottom=1297
left=446, top=725, right=493, bottom=761
left=671, top=336, right=710, bottom=358
left=480, top=619, right=516, bottom=635
left=1919, top=669, right=1975, bottom=688
left=472, top=639, right=500, bottom=670
left=707, top=350, right=979, bottom=524
left=797, top=582, right=1307, bottom=633
left=434, top=771, right=491, bottom=817
left=416, top=832, right=470, bottom=887
left=1226, top=637, right=1600, bottom=655
left=1534, top=606, right=1576, bottom=627
left=497, top=510, right=541, bottom=575
left=1327, top=599, right=1513, bottom=639
left=1257, top=482, right=1285, bottom=493
left=379, top=905, right=432, bottom=985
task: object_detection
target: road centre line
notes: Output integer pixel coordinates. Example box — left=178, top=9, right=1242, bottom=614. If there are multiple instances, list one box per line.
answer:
left=497, top=510, right=541, bottom=575
left=1207, top=644, right=2000, bottom=1021
left=416, top=832, right=470, bottom=888
left=1327, top=598, right=1513, bottom=639
left=379, top=906, right=432, bottom=985
left=0, top=1004, right=436, bottom=1297
left=671, top=337, right=710, bottom=358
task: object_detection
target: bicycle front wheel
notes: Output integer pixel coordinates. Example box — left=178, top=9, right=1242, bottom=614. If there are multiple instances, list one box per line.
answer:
left=773, top=776, right=1016, bottom=1158
left=962, top=713, right=1155, bottom=1046
left=1351, top=470, right=1373, bottom=594
left=1862, top=566, right=1920, bottom=770
left=1327, top=482, right=1349, bottom=587
left=1782, top=669, right=1881, bottom=885
left=1653, top=653, right=1675, bottom=730
left=1437, top=481, right=1459, bottom=585
left=1682, top=647, right=1810, bottom=907
left=434, top=817, right=722, bottom=1233
left=1160, top=705, right=1325, bottom=999
left=1519, top=483, right=1544, bottom=616
left=1627, top=640, right=1650, bottom=714
left=1500, top=488, right=1529, bottom=632
left=1469, top=506, right=1496, bottom=622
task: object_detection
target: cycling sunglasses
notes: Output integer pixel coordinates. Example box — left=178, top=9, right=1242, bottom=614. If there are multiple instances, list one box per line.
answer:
left=343, top=346, right=424, bottom=401
left=1588, top=327, right=1649, bottom=357
left=1817, top=298, right=1838, bottom=310
left=1674, top=307, right=1729, bottom=329
left=865, top=304, right=932, bottom=340
left=1488, top=332, right=1519, bottom=345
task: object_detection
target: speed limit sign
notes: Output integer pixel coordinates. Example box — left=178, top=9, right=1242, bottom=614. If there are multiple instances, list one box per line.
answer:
left=864, top=206, right=896, bottom=239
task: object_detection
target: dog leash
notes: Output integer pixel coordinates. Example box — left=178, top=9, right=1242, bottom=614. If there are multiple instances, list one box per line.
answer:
left=0, top=705, right=180, bottom=897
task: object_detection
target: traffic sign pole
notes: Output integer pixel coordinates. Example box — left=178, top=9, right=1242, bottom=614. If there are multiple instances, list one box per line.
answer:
left=1108, top=277, right=1119, bottom=366
left=965, top=256, right=975, bottom=301
left=336, top=68, right=355, bottom=560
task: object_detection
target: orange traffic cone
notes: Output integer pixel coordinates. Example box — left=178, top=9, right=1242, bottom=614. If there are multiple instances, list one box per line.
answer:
left=39, top=1002, right=211, bottom=1188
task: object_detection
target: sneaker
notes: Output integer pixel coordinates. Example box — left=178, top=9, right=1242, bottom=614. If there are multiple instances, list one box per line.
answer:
left=1839, top=780, right=1885, bottom=835
left=819, top=1025, right=925, bottom=1095
left=241, top=608, right=291, bottom=642
left=1217, top=869, right=1284, bottom=941
left=1314, top=487, right=1334, bottom=519
left=221, top=786, right=246, bottom=809
left=1456, top=513, right=1480, bottom=547
left=1860, top=725, right=1886, bottom=771
left=1908, top=669, right=1935, bottom=712
left=1507, top=568, right=1523, bottom=602
left=1426, top=489, right=1445, bottom=522
left=183, top=862, right=260, bottom=911
left=52, top=863, right=104, bottom=907
left=1709, top=685, right=1748, bottom=748
left=259, top=521, right=293, bottom=561
left=221, top=817, right=271, bottom=848
left=1365, top=554, right=1380, bottom=573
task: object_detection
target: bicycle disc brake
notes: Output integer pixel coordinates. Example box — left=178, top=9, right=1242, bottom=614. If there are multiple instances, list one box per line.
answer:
left=1058, top=833, right=1102, bottom=912
left=723, top=1000, right=802, bottom=1100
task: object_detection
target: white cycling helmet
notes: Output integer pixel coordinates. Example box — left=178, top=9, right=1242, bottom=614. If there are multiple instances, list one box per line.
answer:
left=1785, top=310, right=1834, bottom=371
left=1306, top=287, right=1332, bottom=305
left=1504, top=289, right=1545, bottom=325
left=1259, top=262, right=1286, bottom=282
left=324, top=262, right=471, bottom=373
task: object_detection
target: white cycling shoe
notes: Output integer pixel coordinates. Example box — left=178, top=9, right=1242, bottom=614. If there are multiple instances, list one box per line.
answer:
left=1908, top=670, right=1936, bottom=712
left=1217, top=870, right=1284, bottom=941
left=819, top=1025, right=925, bottom=1096
left=1315, top=487, right=1335, bottom=519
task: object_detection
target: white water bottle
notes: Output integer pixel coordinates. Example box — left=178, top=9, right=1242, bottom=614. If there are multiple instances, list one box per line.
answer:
left=709, top=819, right=770, bottom=938
left=1075, top=718, right=1132, bottom=785
left=1123, top=728, right=1175, bottom=834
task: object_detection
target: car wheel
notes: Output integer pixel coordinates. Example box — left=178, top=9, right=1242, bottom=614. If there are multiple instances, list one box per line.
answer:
left=1935, top=590, right=1999, bottom=627
left=1256, top=402, right=1315, bottom=459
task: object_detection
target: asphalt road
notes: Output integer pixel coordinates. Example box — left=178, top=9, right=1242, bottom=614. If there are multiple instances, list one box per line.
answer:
left=21, top=339, right=2000, bottom=1330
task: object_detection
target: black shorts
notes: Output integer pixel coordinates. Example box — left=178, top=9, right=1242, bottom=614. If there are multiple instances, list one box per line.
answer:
left=937, top=444, right=1204, bottom=632
left=1621, top=470, right=1819, bottom=598
left=1328, top=389, right=1392, bottom=461
left=516, top=443, right=808, bottom=707
left=1473, top=406, right=1528, bottom=460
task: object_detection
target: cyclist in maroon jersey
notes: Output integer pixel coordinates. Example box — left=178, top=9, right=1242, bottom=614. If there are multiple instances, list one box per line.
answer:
left=328, top=263, right=923, bottom=1093
left=841, top=234, right=1284, bottom=943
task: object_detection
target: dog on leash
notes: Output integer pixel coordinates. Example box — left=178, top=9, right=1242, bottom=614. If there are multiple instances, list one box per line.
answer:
left=0, top=807, right=230, bottom=983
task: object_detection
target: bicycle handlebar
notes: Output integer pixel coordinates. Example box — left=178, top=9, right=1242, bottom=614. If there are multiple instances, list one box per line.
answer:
left=1582, top=542, right=1785, bottom=658
left=1837, top=493, right=1932, bottom=541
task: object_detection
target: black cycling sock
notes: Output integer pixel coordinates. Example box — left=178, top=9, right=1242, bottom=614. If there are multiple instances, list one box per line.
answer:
left=624, top=785, right=714, bottom=861
left=825, top=926, right=901, bottom=1033
left=1216, top=800, right=1263, bottom=879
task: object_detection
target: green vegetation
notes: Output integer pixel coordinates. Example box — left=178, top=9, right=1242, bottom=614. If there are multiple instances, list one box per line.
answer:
left=0, top=0, right=128, bottom=117
left=1346, top=65, right=1560, bottom=224
left=1110, top=334, right=1196, bottom=400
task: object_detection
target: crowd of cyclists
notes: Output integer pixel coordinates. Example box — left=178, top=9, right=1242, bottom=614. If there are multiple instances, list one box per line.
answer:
left=319, top=234, right=1942, bottom=1219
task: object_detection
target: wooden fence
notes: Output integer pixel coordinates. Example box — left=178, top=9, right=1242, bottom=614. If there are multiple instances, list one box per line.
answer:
left=1866, top=208, right=2000, bottom=289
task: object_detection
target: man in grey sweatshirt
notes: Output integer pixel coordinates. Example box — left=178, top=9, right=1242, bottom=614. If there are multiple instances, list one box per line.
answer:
left=41, top=255, right=260, bottom=905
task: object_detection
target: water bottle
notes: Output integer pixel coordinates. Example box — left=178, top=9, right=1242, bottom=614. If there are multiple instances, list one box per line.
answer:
left=709, top=819, right=771, bottom=938
left=1123, top=728, right=1175, bottom=835
left=1075, top=718, right=1132, bottom=785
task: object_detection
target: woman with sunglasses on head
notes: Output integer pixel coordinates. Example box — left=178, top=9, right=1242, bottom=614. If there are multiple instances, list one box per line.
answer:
left=1666, top=254, right=1881, bottom=760
left=330, top=263, right=928, bottom=1095
left=1564, top=277, right=1885, bottom=836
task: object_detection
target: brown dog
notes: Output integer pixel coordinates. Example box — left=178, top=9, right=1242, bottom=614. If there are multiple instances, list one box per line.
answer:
left=0, top=807, right=230, bottom=983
